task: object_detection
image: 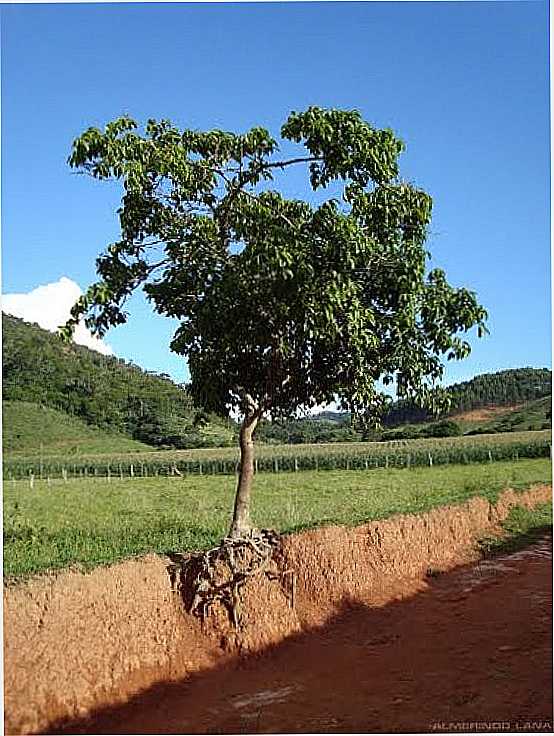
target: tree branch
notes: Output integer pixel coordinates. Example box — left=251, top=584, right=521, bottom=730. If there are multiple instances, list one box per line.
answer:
left=263, top=156, right=324, bottom=170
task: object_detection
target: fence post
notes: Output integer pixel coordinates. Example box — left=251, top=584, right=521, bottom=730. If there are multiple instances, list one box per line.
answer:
left=29, top=472, right=34, bottom=490
left=428, top=452, right=433, bottom=467
left=294, top=458, right=299, bottom=472
left=274, top=458, right=279, bottom=473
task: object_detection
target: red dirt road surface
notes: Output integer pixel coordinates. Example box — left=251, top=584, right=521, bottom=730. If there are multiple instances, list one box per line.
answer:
left=50, top=537, right=553, bottom=735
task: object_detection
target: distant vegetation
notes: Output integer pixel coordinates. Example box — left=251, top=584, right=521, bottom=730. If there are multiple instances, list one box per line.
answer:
left=2, top=314, right=235, bottom=449
left=4, top=430, right=551, bottom=481
left=378, top=396, right=552, bottom=442
left=2, top=314, right=551, bottom=454
left=3, top=401, right=152, bottom=456
left=257, top=371, right=551, bottom=445
left=384, top=367, right=552, bottom=426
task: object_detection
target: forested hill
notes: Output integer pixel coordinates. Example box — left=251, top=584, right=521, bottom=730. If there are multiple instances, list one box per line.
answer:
left=2, top=313, right=235, bottom=448
left=3, top=313, right=550, bottom=450
left=384, top=367, right=552, bottom=426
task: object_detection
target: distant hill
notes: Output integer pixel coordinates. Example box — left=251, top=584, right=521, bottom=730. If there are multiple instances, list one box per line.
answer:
left=3, top=400, right=152, bottom=456
left=383, top=367, right=552, bottom=426
left=308, top=368, right=551, bottom=427
left=3, top=313, right=550, bottom=452
left=257, top=368, right=551, bottom=444
left=2, top=313, right=235, bottom=450
left=457, top=395, right=552, bottom=435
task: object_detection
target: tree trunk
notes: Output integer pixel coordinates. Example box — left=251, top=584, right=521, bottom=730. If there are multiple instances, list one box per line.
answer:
left=229, top=412, right=259, bottom=538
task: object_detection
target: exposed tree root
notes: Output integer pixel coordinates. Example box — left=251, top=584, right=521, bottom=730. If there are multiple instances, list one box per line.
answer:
left=167, top=529, right=295, bottom=629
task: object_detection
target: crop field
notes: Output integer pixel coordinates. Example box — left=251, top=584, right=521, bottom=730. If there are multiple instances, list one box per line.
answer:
left=4, top=429, right=551, bottom=481
left=3, top=457, right=551, bottom=579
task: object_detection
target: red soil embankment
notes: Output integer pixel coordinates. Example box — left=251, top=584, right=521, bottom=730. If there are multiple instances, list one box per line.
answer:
left=53, top=535, right=553, bottom=735
left=3, top=484, right=552, bottom=735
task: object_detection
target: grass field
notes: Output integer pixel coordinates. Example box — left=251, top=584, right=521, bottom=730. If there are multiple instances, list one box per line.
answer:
left=3, top=401, right=152, bottom=456
left=3, top=457, right=551, bottom=580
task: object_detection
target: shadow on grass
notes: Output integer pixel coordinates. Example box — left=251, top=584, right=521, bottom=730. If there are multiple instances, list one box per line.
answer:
left=478, top=502, right=552, bottom=558
left=44, top=534, right=553, bottom=736
left=479, top=524, right=553, bottom=557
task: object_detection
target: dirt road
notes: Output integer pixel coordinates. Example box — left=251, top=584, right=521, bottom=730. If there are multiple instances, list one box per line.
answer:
left=50, top=537, right=552, bottom=734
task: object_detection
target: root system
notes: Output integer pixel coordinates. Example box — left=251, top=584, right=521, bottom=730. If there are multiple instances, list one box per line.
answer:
left=167, top=528, right=295, bottom=628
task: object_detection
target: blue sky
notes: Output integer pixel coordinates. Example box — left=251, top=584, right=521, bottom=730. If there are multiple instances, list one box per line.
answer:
left=1, top=1, right=550, bottom=390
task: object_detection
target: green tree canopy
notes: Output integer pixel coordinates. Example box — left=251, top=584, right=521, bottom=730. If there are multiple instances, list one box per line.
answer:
left=62, top=106, right=487, bottom=536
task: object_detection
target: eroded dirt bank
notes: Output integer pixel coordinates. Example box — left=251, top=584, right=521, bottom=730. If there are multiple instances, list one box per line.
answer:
left=52, top=535, right=553, bottom=734
left=3, top=484, right=552, bottom=735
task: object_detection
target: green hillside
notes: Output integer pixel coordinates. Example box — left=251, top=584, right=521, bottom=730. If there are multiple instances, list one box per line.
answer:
left=2, top=313, right=235, bottom=451
left=2, top=313, right=550, bottom=454
left=377, top=396, right=551, bottom=441
left=384, top=367, right=552, bottom=426
left=257, top=369, right=551, bottom=444
left=459, top=396, right=552, bottom=434
left=3, top=401, right=152, bottom=456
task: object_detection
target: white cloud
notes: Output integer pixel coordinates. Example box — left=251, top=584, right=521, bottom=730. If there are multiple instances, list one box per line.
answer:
left=2, top=277, right=114, bottom=356
left=309, top=400, right=341, bottom=416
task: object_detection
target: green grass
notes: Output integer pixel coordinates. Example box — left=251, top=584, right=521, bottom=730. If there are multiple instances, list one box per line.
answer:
left=478, top=501, right=552, bottom=557
left=3, top=457, right=551, bottom=580
left=3, top=401, right=152, bottom=456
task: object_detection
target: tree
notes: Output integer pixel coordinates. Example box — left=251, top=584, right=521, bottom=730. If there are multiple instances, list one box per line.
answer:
left=61, top=106, right=488, bottom=539
left=426, top=420, right=462, bottom=438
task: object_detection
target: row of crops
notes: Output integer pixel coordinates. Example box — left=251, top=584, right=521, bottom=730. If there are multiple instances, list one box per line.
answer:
left=7, top=429, right=551, bottom=465
left=4, top=431, right=551, bottom=481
